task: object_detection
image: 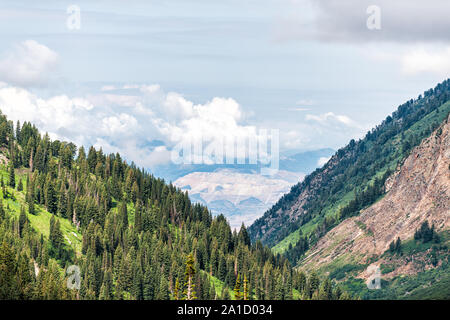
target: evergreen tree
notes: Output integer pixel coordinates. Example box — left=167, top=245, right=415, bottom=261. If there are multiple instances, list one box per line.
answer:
left=243, top=275, right=249, bottom=300
left=183, top=253, right=197, bottom=300
left=157, top=276, right=169, bottom=300
left=49, top=215, right=63, bottom=256
left=18, top=206, right=28, bottom=237
left=45, top=175, right=57, bottom=214
left=389, top=240, right=395, bottom=252
left=118, top=201, right=128, bottom=229
left=99, top=269, right=113, bottom=300
left=173, top=277, right=181, bottom=300
left=394, top=237, right=402, bottom=254
left=17, top=178, right=23, bottom=192
left=306, top=271, right=320, bottom=299
left=28, top=195, right=35, bottom=215
left=414, top=220, right=440, bottom=244
left=221, top=287, right=231, bottom=300
left=209, top=283, right=216, bottom=300
left=238, top=223, right=251, bottom=246
left=0, top=241, right=17, bottom=299
left=233, top=274, right=242, bottom=300
left=0, top=198, right=4, bottom=220
left=57, top=184, right=67, bottom=218
left=8, top=164, right=15, bottom=188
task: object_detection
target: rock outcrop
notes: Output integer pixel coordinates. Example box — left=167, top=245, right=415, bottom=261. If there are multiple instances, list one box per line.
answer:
left=300, top=114, right=450, bottom=273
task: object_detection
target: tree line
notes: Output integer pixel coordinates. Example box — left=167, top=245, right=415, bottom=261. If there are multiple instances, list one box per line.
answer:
left=0, top=111, right=351, bottom=300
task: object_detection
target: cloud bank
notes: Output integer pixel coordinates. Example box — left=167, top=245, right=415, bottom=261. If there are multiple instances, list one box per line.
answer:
left=0, top=40, right=59, bottom=87
left=0, top=39, right=369, bottom=171
left=0, top=82, right=264, bottom=169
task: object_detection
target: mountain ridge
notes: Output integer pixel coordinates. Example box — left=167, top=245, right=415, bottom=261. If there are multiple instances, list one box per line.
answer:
left=300, top=111, right=450, bottom=272
left=249, top=79, right=450, bottom=253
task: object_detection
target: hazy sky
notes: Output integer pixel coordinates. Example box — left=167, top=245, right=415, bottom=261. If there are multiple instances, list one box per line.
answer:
left=0, top=0, right=449, bottom=172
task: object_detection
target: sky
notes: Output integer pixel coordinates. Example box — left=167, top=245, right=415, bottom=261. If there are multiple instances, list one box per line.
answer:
left=0, top=0, right=449, bottom=175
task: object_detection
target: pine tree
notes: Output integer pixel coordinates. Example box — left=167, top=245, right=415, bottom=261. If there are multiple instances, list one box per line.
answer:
left=57, top=184, right=67, bottom=218
left=221, top=287, right=231, bottom=300
left=49, top=215, right=63, bottom=256
left=0, top=198, right=4, bottom=220
left=16, top=253, right=34, bottom=299
left=0, top=240, right=18, bottom=299
left=1, top=178, right=6, bottom=199
left=233, top=274, right=242, bottom=300
left=389, top=240, right=395, bottom=252
left=157, top=276, right=169, bottom=300
left=118, top=201, right=128, bottom=229
left=183, top=253, right=197, bottom=300
left=394, top=237, right=402, bottom=254
left=131, top=181, right=139, bottom=203
left=174, top=277, right=181, bottom=300
left=143, top=267, right=154, bottom=300
left=307, top=271, right=320, bottom=298
left=243, top=275, right=249, bottom=300
left=8, top=164, right=15, bottom=188
left=209, top=283, right=216, bottom=300
left=15, top=120, right=21, bottom=143
left=28, top=195, right=35, bottom=215
left=99, top=269, right=113, bottom=300
left=18, top=206, right=28, bottom=237
left=218, top=254, right=227, bottom=282
left=45, top=175, right=57, bottom=214
left=238, top=223, right=251, bottom=246
left=17, top=179, right=23, bottom=192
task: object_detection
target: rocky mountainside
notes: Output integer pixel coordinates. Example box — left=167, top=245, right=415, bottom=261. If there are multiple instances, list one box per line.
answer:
left=300, top=112, right=450, bottom=273
left=248, top=79, right=450, bottom=299
left=249, top=80, right=450, bottom=254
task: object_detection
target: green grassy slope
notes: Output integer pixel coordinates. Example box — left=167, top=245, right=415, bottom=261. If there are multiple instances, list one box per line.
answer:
left=0, top=165, right=82, bottom=254
left=3, top=164, right=299, bottom=300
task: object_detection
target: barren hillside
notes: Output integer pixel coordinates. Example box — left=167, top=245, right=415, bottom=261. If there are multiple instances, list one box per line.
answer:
left=300, top=114, right=450, bottom=274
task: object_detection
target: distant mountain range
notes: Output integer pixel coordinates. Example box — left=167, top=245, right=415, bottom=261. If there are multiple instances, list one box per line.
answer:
left=173, top=168, right=300, bottom=229
left=163, top=148, right=335, bottom=228
left=151, top=148, right=335, bottom=182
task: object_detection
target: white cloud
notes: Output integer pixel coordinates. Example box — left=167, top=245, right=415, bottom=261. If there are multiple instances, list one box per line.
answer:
left=306, top=112, right=361, bottom=128
left=0, top=82, right=265, bottom=168
left=277, top=1, right=450, bottom=77
left=0, top=87, right=93, bottom=137
left=401, top=46, right=450, bottom=76
left=101, top=114, right=138, bottom=135
left=279, top=112, right=370, bottom=150
left=364, top=43, right=450, bottom=77
left=0, top=77, right=368, bottom=170
left=277, top=0, right=450, bottom=43
left=282, top=129, right=311, bottom=149
left=0, top=40, right=59, bottom=87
